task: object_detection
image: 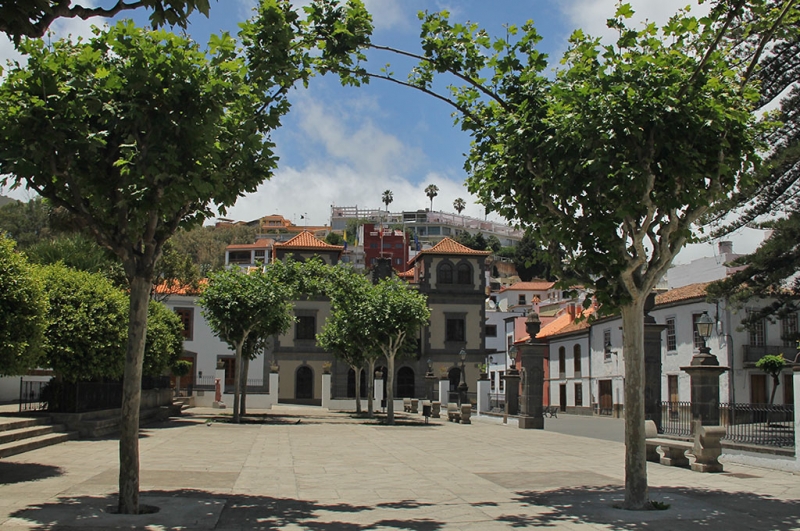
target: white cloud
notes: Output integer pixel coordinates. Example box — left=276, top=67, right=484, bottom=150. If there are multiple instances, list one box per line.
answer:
left=362, top=0, right=410, bottom=30
left=560, top=0, right=711, bottom=42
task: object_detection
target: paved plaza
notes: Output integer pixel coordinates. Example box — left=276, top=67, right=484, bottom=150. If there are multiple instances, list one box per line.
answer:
left=0, top=405, right=799, bottom=530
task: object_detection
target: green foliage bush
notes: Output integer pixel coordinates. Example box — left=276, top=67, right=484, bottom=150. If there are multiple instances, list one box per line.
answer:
left=0, top=235, right=48, bottom=375
left=39, top=263, right=128, bottom=382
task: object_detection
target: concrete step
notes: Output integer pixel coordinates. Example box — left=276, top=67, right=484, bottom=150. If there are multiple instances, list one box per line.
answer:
left=0, top=424, right=65, bottom=446
left=0, top=417, right=51, bottom=433
left=0, top=431, right=78, bottom=459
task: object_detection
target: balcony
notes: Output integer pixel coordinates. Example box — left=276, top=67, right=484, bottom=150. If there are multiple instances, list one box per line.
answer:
left=742, top=344, right=798, bottom=365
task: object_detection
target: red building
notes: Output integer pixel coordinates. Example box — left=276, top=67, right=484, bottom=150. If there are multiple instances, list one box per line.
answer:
left=362, top=223, right=408, bottom=270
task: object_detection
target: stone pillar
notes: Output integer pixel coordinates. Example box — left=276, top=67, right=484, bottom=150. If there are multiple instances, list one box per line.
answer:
left=268, top=372, right=279, bottom=408
left=321, top=373, right=331, bottom=409
left=476, top=379, right=491, bottom=415
left=438, top=377, right=449, bottom=405
left=519, top=312, right=545, bottom=429
left=374, top=377, right=385, bottom=409
left=644, top=304, right=666, bottom=431
left=681, top=346, right=728, bottom=426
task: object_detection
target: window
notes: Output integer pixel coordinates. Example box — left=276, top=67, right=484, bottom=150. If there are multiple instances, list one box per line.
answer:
left=490, top=371, right=496, bottom=390
left=518, top=294, right=527, bottom=306
left=747, top=309, right=766, bottom=346
left=692, top=313, right=706, bottom=350
left=574, top=383, right=583, bottom=407
left=573, top=344, right=581, bottom=374
left=603, top=329, right=612, bottom=360
left=446, top=317, right=466, bottom=342
left=485, top=325, right=497, bottom=337
left=296, top=315, right=316, bottom=340
left=174, top=307, right=194, bottom=340
left=457, top=263, right=472, bottom=284
left=665, top=317, right=677, bottom=351
left=227, top=250, right=251, bottom=264
left=498, top=370, right=505, bottom=391
left=558, top=346, right=566, bottom=375
left=438, top=263, right=454, bottom=284
left=781, top=313, right=798, bottom=347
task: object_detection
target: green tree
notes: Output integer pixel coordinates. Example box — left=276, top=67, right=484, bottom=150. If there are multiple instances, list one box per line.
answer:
left=151, top=240, right=201, bottom=302
left=0, top=0, right=212, bottom=44
left=0, top=235, right=48, bottom=376
left=170, top=224, right=258, bottom=275
left=425, top=184, right=438, bottom=212
left=199, top=263, right=296, bottom=423
left=0, top=2, right=371, bottom=513
left=26, top=233, right=127, bottom=286
left=0, top=197, right=53, bottom=248
left=755, top=354, right=786, bottom=406
left=365, top=277, right=429, bottom=424
left=39, top=263, right=128, bottom=382
left=143, top=300, right=184, bottom=378
left=353, top=1, right=792, bottom=508
left=325, top=231, right=345, bottom=246
left=316, top=265, right=373, bottom=414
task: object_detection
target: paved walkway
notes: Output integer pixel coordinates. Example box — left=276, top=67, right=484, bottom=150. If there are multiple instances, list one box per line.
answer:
left=0, top=405, right=799, bottom=530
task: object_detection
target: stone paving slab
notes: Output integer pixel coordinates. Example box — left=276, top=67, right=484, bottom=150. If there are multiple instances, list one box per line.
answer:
left=0, top=405, right=797, bottom=530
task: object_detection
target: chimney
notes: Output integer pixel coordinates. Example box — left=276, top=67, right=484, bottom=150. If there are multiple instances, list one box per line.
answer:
left=718, top=241, right=733, bottom=256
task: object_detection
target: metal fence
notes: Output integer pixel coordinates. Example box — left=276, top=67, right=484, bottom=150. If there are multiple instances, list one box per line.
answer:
left=660, top=401, right=795, bottom=448
left=19, top=376, right=171, bottom=413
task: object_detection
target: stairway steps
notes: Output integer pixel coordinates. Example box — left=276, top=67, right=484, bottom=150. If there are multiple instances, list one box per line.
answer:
left=0, top=430, right=78, bottom=459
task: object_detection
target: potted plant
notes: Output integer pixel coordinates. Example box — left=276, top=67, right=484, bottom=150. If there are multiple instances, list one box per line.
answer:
left=439, top=366, right=449, bottom=380
left=478, top=363, right=488, bottom=380
left=269, top=361, right=280, bottom=373
left=322, top=361, right=332, bottom=374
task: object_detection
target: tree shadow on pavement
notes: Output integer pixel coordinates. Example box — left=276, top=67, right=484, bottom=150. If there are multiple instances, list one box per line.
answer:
left=10, top=488, right=446, bottom=530
left=0, top=462, right=63, bottom=485
left=496, top=484, right=800, bottom=530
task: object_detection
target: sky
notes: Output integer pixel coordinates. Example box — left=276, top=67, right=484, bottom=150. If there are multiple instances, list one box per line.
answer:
left=0, top=0, right=769, bottom=264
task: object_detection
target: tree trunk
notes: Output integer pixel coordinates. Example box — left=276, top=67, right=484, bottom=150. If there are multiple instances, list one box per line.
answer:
left=366, top=358, right=376, bottom=417
left=386, top=352, right=395, bottom=425
left=354, top=365, right=362, bottom=414
left=240, top=356, right=250, bottom=417
left=118, top=275, right=151, bottom=514
left=621, top=298, right=649, bottom=510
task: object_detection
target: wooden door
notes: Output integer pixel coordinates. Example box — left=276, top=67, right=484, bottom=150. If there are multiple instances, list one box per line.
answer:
left=599, top=380, right=612, bottom=415
left=559, top=383, right=567, bottom=412
left=751, top=374, right=768, bottom=404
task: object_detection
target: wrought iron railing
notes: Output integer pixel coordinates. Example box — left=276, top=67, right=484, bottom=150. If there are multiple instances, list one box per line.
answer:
left=660, top=401, right=795, bottom=448
left=489, top=392, right=506, bottom=411
left=19, top=376, right=171, bottom=413
left=19, top=379, right=48, bottom=412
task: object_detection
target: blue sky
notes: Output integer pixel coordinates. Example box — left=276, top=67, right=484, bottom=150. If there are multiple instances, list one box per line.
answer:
left=0, top=0, right=768, bottom=263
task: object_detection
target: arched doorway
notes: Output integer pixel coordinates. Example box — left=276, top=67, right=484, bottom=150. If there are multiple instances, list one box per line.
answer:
left=296, top=366, right=313, bottom=399
left=347, top=368, right=368, bottom=398
left=396, top=367, right=415, bottom=398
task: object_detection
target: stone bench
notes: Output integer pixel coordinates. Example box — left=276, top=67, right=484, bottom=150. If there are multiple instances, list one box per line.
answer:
left=447, top=403, right=461, bottom=422
left=645, top=420, right=724, bottom=472
left=460, top=404, right=472, bottom=425
left=403, top=398, right=412, bottom=413
left=431, top=401, right=441, bottom=419
left=410, top=398, right=419, bottom=414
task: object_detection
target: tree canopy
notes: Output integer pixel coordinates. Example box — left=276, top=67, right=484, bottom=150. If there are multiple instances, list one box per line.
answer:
left=0, top=0, right=213, bottom=44
left=0, top=0, right=372, bottom=513
left=350, top=0, right=795, bottom=508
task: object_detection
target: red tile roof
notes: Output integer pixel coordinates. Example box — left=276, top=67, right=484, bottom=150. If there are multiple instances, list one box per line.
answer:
left=655, top=282, right=710, bottom=306
left=409, top=238, right=491, bottom=264
left=273, top=230, right=344, bottom=252
left=225, top=240, right=274, bottom=251
left=499, top=280, right=556, bottom=293
left=152, top=279, right=207, bottom=296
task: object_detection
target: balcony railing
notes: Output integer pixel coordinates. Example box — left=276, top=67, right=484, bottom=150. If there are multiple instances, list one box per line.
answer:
left=742, top=344, right=798, bottom=365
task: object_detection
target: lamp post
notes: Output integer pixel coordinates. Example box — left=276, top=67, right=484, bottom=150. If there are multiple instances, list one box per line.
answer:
left=458, top=348, right=468, bottom=406
left=682, top=310, right=728, bottom=426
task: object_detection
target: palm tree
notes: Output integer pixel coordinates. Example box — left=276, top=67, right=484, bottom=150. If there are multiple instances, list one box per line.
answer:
left=453, top=197, right=466, bottom=215
left=380, top=190, right=393, bottom=256
left=425, top=184, right=439, bottom=212
left=382, top=190, right=393, bottom=210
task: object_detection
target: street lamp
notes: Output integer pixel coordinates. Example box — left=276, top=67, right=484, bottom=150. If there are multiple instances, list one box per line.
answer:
left=458, top=348, right=468, bottom=406
left=690, top=311, right=719, bottom=366
left=508, top=345, right=518, bottom=372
